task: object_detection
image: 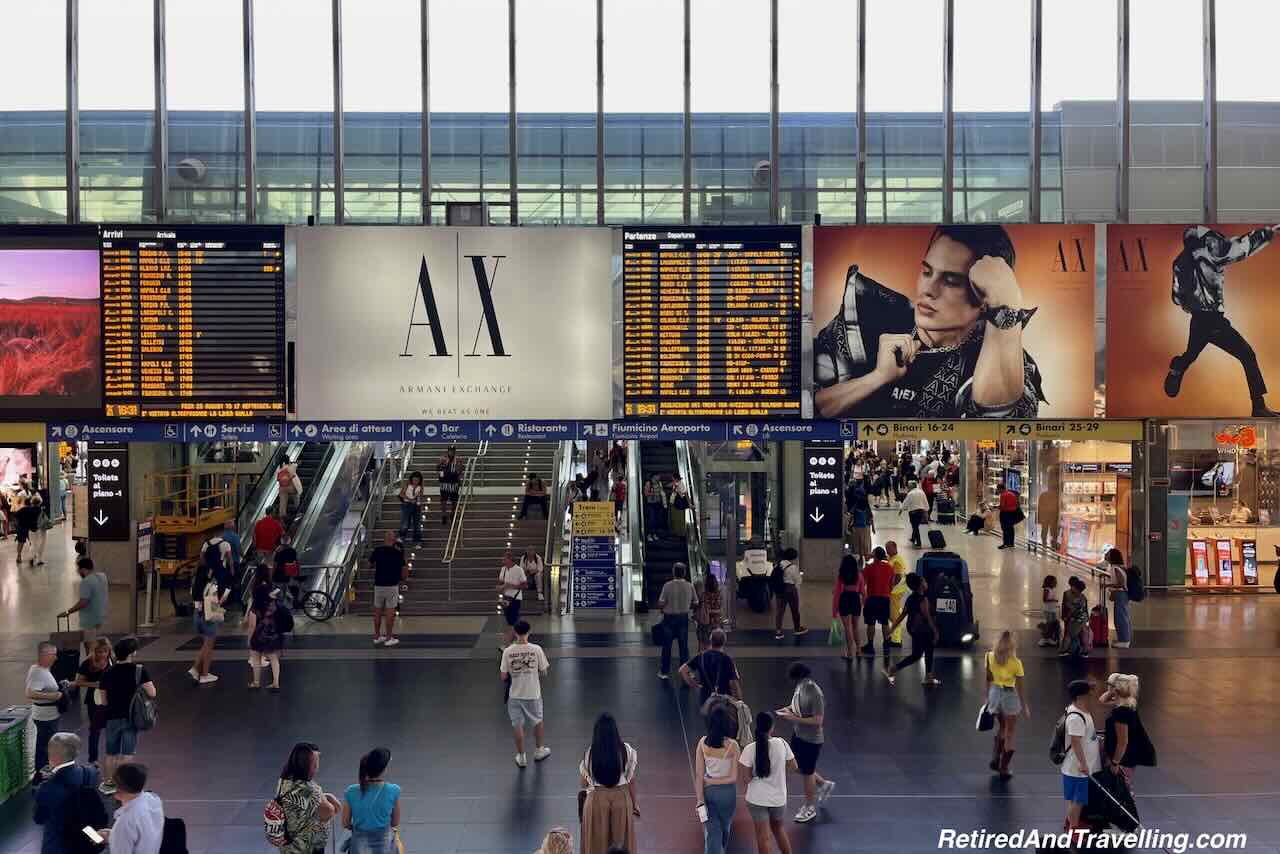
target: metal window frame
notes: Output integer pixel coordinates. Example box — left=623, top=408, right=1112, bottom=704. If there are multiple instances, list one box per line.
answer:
left=941, top=0, right=954, bottom=223
left=244, top=0, right=257, bottom=223
left=1029, top=0, right=1042, bottom=223
left=509, top=0, right=518, bottom=223
left=1117, top=0, right=1130, bottom=223
left=596, top=0, right=604, bottom=224
left=422, top=0, right=430, bottom=221
left=1203, top=0, right=1217, bottom=223
left=682, top=0, right=692, bottom=223
left=855, top=0, right=866, bottom=225
left=333, top=0, right=344, bottom=224
left=153, top=0, right=168, bottom=222
left=769, top=0, right=779, bottom=223
left=66, top=0, right=80, bottom=224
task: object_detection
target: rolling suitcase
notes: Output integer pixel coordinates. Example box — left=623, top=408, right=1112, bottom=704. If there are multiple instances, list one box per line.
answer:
left=927, top=528, right=947, bottom=550
left=935, top=496, right=956, bottom=525
left=50, top=614, right=82, bottom=682
left=1088, top=605, right=1109, bottom=649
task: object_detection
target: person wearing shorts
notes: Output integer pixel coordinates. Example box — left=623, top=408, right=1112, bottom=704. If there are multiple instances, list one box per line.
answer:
left=497, top=551, right=526, bottom=646
left=369, top=531, right=407, bottom=647
left=1060, top=679, right=1099, bottom=833
left=739, top=712, right=797, bottom=854
left=99, top=637, right=155, bottom=796
left=779, top=663, right=834, bottom=823
left=500, top=620, right=551, bottom=769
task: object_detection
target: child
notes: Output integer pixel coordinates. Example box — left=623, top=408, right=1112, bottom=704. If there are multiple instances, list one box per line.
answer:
left=1038, top=575, right=1060, bottom=647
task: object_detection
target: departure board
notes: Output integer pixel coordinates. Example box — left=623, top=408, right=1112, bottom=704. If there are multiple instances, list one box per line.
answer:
left=621, top=227, right=802, bottom=417
left=101, top=225, right=286, bottom=419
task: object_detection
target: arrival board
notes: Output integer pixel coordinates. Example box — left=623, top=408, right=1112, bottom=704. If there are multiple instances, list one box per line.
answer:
left=621, top=227, right=802, bottom=417
left=101, top=225, right=286, bottom=419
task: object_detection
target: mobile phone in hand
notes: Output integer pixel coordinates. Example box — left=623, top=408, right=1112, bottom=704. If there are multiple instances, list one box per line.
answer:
left=696, top=804, right=708, bottom=823
left=82, top=827, right=104, bottom=844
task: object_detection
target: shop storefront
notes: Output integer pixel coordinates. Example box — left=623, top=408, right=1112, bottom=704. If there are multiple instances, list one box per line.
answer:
left=1165, top=421, right=1278, bottom=591
left=1029, top=441, right=1133, bottom=563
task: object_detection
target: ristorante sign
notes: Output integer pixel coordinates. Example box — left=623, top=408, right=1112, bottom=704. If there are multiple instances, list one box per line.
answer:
left=293, top=227, right=613, bottom=420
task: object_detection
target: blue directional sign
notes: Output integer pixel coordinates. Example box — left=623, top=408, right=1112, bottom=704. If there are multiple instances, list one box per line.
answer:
left=610, top=421, right=729, bottom=442
left=49, top=422, right=178, bottom=443
left=571, top=536, right=618, bottom=609
left=185, top=422, right=280, bottom=443
left=479, top=421, right=577, bottom=442
left=404, top=422, right=481, bottom=443
left=726, top=421, right=846, bottom=442
left=286, top=421, right=406, bottom=442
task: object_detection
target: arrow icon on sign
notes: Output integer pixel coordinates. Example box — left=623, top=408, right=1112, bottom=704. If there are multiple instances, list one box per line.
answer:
left=51, top=426, right=62, bottom=438
left=485, top=425, right=497, bottom=436
left=190, top=425, right=202, bottom=437
left=809, top=509, right=825, bottom=524
left=93, top=510, right=109, bottom=527
left=732, top=425, right=743, bottom=436
left=408, top=425, right=420, bottom=436
left=582, top=424, right=592, bottom=436
left=862, top=425, right=874, bottom=436
left=291, top=426, right=302, bottom=437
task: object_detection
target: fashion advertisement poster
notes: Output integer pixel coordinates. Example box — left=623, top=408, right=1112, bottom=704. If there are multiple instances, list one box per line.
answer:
left=1107, top=223, right=1280, bottom=418
left=812, top=225, right=1095, bottom=419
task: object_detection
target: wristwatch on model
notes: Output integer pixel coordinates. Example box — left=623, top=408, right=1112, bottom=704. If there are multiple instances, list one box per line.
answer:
left=982, top=305, right=1038, bottom=330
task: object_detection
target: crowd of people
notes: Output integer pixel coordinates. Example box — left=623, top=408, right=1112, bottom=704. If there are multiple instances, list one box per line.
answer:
left=1, top=473, right=52, bottom=566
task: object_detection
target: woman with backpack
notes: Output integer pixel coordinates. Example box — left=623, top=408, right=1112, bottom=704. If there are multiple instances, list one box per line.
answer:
left=187, top=547, right=230, bottom=685
left=984, top=631, right=1029, bottom=780
left=342, top=748, right=402, bottom=854
left=1101, top=673, right=1155, bottom=789
left=272, top=742, right=342, bottom=854
left=247, top=564, right=287, bottom=691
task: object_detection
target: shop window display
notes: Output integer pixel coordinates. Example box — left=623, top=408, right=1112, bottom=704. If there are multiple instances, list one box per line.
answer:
left=1169, top=421, right=1279, bottom=591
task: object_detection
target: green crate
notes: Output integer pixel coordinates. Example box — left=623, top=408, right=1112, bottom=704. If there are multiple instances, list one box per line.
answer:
left=0, top=714, right=29, bottom=802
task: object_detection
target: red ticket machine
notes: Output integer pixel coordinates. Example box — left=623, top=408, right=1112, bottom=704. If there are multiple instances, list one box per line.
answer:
left=1214, top=538, right=1235, bottom=587
left=1189, top=539, right=1212, bottom=587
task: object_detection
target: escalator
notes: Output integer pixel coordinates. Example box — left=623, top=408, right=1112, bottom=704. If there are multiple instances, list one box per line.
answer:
left=639, top=441, right=686, bottom=606
left=288, top=443, right=330, bottom=527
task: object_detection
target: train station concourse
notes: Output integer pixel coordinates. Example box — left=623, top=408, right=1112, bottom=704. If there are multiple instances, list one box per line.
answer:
left=4, top=2, right=1280, bottom=853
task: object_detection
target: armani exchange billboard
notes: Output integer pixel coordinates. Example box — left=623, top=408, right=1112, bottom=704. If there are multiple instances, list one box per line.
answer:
left=293, top=227, right=613, bottom=420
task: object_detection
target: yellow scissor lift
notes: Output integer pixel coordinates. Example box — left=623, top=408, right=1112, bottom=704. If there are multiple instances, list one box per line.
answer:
left=144, top=469, right=239, bottom=614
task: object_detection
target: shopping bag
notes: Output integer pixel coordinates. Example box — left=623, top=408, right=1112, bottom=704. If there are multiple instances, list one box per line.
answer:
left=827, top=618, right=844, bottom=646
left=976, top=703, right=995, bottom=732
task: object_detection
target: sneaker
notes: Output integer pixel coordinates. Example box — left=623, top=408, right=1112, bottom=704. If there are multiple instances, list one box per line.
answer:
left=817, top=780, right=836, bottom=804
left=515, top=753, right=528, bottom=768
left=774, top=631, right=785, bottom=640
left=860, top=644, right=875, bottom=656
left=373, top=636, right=385, bottom=645
left=794, top=626, right=809, bottom=636
left=794, top=804, right=817, bottom=823
left=187, top=668, right=199, bottom=682
left=1113, top=641, right=1131, bottom=649
left=1037, top=638, right=1053, bottom=647
left=198, top=674, right=219, bottom=684
left=98, top=781, right=117, bottom=796
left=383, top=637, right=400, bottom=647
left=883, top=669, right=896, bottom=686
left=533, top=746, right=551, bottom=762
left=657, top=672, right=669, bottom=680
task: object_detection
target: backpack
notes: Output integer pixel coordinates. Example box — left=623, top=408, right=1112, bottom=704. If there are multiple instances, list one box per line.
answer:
left=160, top=817, right=189, bottom=854
left=203, top=538, right=225, bottom=573
left=1125, top=565, right=1146, bottom=602
left=273, top=601, right=295, bottom=634
left=263, top=792, right=292, bottom=848
left=1050, top=710, right=1085, bottom=765
left=769, top=563, right=786, bottom=595
left=129, top=664, right=158, bottom=731
left=62, top=769, right=109, bottom=854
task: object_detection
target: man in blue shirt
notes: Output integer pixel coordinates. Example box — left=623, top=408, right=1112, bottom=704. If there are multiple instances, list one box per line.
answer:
left=34, top=732, right=102, bottom=854
left=60, top=558, right=108, bottom=657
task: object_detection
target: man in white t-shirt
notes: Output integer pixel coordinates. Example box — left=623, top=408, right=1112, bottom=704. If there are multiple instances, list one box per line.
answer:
left=1060, top=679, right=1100, bottom=832
left=496, top=550, right=527, bottom=647
left=500, top=620, right=551, bottom=769
left=25, top=642, right=64, bottom=784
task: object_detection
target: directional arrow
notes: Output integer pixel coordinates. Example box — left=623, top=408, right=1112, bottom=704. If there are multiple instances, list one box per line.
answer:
left=485, top=425, right=497, bottom=436
left=732, top=425, right=743, bottom=435
left=582, top=424, right=592, bottom=436
left=408, top=425, right=420, bottom=436
left=51, top=426, right=62, bottom=438
left=291, top=425, right=303, bottom=436
left=190, top=425, right=202, bottom=436
left=862, top=425, right=874, bottom=436
left=808, top=508, right=825, bottom=524
left=93, top=510, right=109, bottom=527
left=1005, top=424, right=1015, bottom=435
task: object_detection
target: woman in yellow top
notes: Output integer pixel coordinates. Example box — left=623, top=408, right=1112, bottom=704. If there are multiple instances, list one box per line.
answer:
left=985, top=630, right=1030, bottom=780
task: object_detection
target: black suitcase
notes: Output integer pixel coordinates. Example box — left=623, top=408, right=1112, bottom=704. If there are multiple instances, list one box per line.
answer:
left=927, top=528, right=947, bottom=550
left=50, top=614, right=82, bottom=682
left=935, top=497, right=956, bottom=525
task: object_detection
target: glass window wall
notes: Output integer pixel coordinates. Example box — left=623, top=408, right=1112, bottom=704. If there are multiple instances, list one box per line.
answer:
left=342, top=0, right=422, bottom=224
left=429, top=0, right=510, bottom=224
left=1216, top=0, right=1280, bottom=222
left=254, top=0, right=335, bottom=223
left=778, top=0, right=857, bottom=225
left=865, top=0, right=944, bottom=222
left=166, top=0, right=246, bottom=222
left=0, top=4, right=67, bottom=222
left=603, top=0, right=683, bottom=224
left=1042, top=0, right=1116, bottom=223
left=516, top=0, right=597, bottom=225
left=79, top=0, right=156, bottom=222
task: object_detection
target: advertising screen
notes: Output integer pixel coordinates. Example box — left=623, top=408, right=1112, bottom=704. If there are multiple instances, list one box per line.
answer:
left=1107, top=223, right=1280, bottom=418
left=812, top=224, right=1094, bottom=419
left=620, top=226, right=802, bottom=417
left=0, top=226, right=100, bottom=417
left=294, top=227, right=612, bottom=420
left=101, top=225, right=286, bottom=419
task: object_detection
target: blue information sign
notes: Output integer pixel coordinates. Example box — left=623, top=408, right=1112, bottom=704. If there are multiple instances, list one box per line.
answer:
left=572, top=534, right=618, bottom=610
left=287, top=421, right=406, bottom=442
left=480, top=421, right=578, bottom=442
left=404, top=422, right=481, bottom=443
left=726, top=421, right=846, bottom=441
left=49, top=422, right=179, bottom=443
left=610, top=421, right=729, bottom=442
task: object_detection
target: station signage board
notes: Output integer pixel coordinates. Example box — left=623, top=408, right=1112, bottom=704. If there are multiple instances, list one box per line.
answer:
left=87, top=443, right=130, bottom=542
left=571, top=501, right=617, bottom=610
left=855, top=420, right=1000, bottom=442
left=999, top=420, right=1145, bottom=442
left=802, top=441, right=843, bottom=539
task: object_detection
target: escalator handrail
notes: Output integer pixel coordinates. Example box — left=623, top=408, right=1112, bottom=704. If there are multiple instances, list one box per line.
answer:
left=625, top=440, right=646, bottom=606
left=674, top=440, right=709, bottom=585
left=290, top=443, right=348, bottom=555
left=442, top=442, right=489, bottom=591
left=541, top=441, right=565, bottom=605
left=234, top=442, right=301, bottom=562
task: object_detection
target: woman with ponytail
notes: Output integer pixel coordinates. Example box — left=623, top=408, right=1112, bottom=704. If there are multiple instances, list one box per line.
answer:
left=342, top=748, right=401, bottom=854
left=737, top=712, right=798, bottom=854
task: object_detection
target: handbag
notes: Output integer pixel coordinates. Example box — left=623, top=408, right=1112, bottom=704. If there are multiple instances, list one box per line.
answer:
left=203, top=582, right=226, bottom=623
left=650, top=620, right=667, bottom=647
left=976, top=702, right=995, bottom=732
left=827, top=618, right=845, bottom=646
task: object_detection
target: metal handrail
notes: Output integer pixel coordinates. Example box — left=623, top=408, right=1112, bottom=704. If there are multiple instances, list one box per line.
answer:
left=542, top=441, right=566, bottom=607
left=674, top=440, right=708, bottom=585
left=624, top=440, right=646, bottom=609
left=442, top=441, right=489, bottom=599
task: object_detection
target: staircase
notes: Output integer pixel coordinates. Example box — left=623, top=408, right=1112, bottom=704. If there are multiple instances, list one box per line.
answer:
left=351, top=441, right=558, bottom=616
left=639, top=441, right=686, bottom=607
